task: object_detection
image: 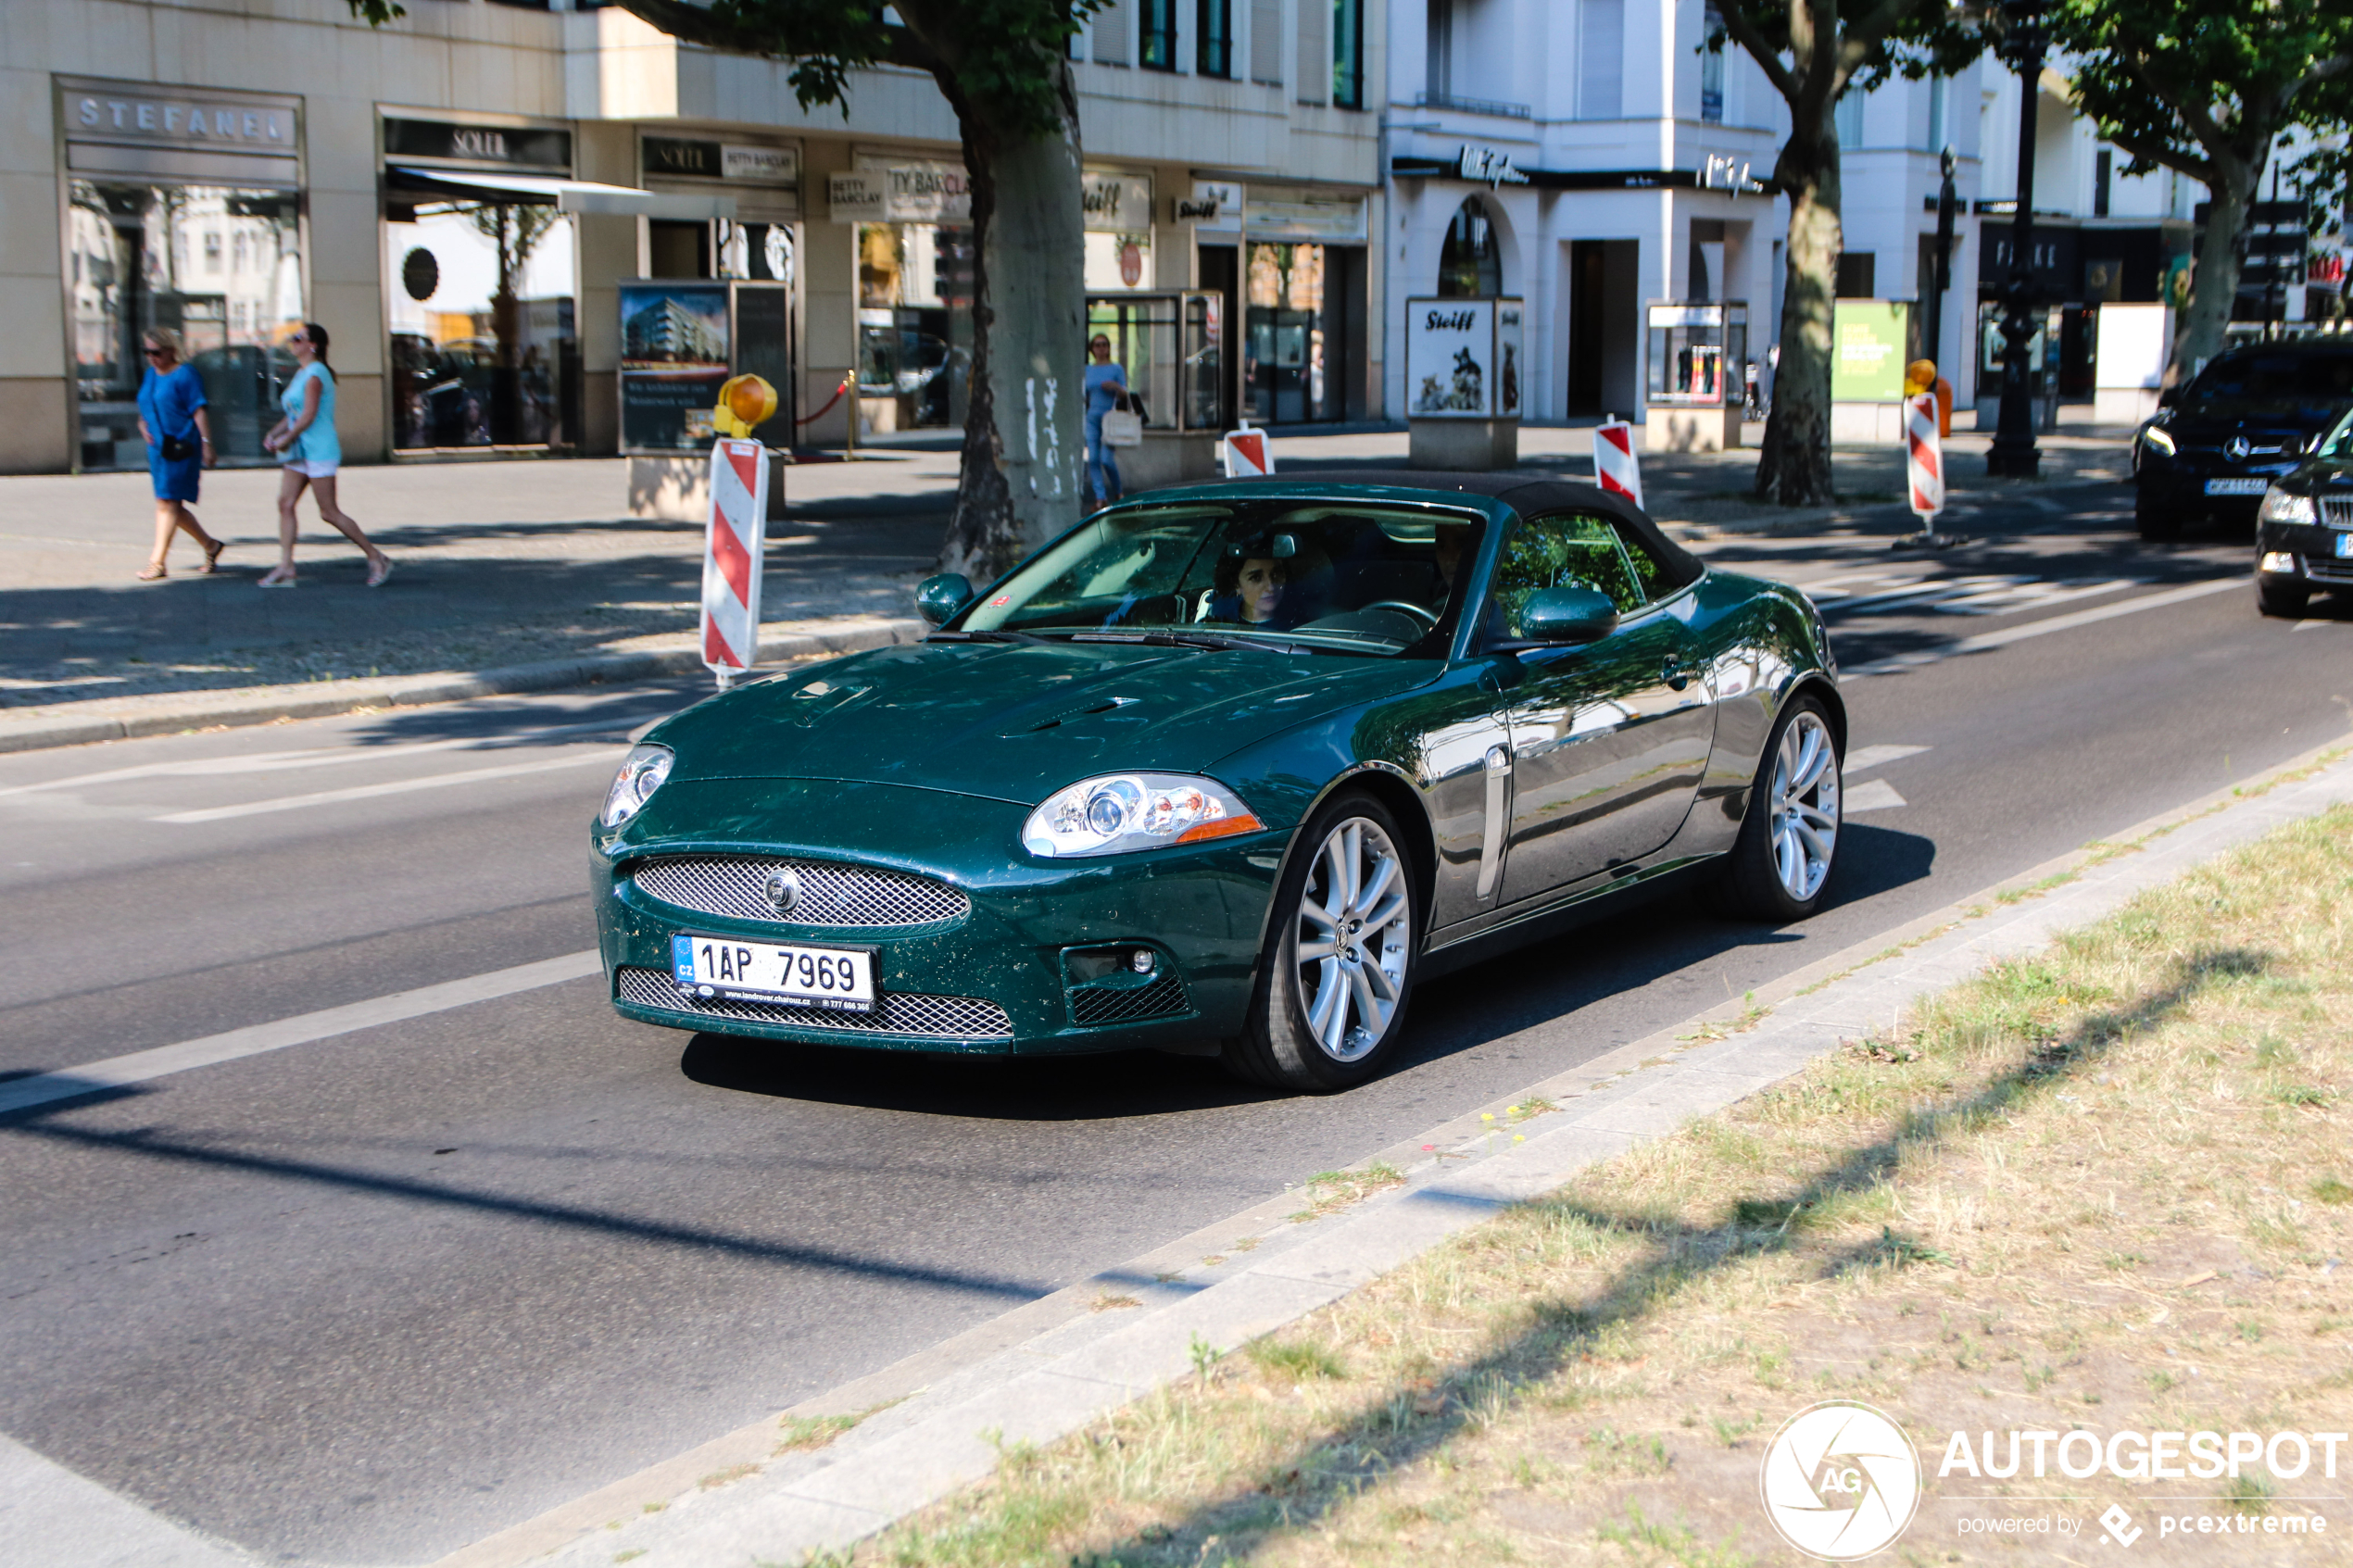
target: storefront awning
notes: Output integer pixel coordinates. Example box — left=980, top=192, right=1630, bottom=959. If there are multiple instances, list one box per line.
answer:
left=386, top=165, right=736, bottom=220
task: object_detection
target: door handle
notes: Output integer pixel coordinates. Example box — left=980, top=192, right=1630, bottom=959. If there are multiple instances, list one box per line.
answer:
left=1662, top=655, right=1692, bottom=693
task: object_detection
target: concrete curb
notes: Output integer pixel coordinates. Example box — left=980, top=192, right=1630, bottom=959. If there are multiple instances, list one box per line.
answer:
left=463, top=740, right=2352, bottom=1568
left=0, top=618, right=930, bottom=756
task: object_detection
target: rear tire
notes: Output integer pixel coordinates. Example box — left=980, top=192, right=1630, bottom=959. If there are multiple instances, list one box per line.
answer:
left=1223, top=792, right=1419, bottom=1094
left=2258, top=580, right=2309, bottom=618
left=1716, top=696, right=1843, bottom=922
left=2135, top=493, right=2181, bottom=542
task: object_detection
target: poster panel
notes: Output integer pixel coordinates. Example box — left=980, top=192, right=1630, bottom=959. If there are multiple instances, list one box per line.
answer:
left=620, top=281, right=731, bottom=454
left=1495, top=299, right=1525, bottom=418
left=1405, top=297, right=1494, bottom=419
left=1831, top=301, right=1911, bottom=402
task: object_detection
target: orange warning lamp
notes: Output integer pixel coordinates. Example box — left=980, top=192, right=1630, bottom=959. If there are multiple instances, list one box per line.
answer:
left=714, top=373, right=778, bottom=438
left=1904, top=358, right=1937, bottom=396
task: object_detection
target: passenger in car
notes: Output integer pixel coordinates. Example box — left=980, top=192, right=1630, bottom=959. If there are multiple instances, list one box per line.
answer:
left=1208, top=553, right=1291, bottom=626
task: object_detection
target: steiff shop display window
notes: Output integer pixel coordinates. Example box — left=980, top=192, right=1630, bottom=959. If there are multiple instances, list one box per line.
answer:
left=57, top=77, right=307, bottom=473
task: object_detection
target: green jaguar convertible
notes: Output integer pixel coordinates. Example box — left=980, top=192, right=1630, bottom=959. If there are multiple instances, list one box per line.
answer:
left=592, top=473, right=1843, bottom=1091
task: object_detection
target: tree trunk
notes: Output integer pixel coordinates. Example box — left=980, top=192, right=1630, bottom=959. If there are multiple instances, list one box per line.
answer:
left=931, top=66, right=1088, bottom=583
left=1755, top=133, right=1843, bottom=508
left=2172, top=146, right=2259, bottom=380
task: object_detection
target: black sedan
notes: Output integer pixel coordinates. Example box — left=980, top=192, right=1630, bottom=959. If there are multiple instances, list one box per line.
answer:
left=2254, top=411, right=2353, bottom=617
left=2134, top=341, right=2353, bottom=540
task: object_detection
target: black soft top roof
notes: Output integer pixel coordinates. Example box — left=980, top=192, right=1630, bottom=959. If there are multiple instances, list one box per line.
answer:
left=1230, top=469, right=1707, bottom=589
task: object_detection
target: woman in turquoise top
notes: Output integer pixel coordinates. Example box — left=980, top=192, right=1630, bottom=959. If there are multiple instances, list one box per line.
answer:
left=260, top=322, right=392, bottom=587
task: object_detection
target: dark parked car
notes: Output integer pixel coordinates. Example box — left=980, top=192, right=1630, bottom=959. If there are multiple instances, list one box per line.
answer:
left=2254, top=410, right=2353, bottom=617
left=2133, top=342, right=2353, bottom=540
left=592, top=475, right=1844, bottom=1093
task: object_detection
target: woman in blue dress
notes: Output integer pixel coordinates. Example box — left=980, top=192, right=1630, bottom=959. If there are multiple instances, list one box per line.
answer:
left=1083, top=332, right=1126, bottom=507
left=260, top=322, right=392, bottom=587
left=133, top=328, right=224, bottom=581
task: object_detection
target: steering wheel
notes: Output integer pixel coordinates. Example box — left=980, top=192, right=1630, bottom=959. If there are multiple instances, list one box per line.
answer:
left=1360, top=600, right=1441, bottom=630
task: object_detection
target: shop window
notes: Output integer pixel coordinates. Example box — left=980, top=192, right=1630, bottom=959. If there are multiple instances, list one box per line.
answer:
left=856, top=222, right=974, bottom=432
left=1197, top=0, right=1231, bottom=77
left=1245, top=242, right=1344, bottom=423
left=1140, top=0, right=1177, bottom=69
left=1438, top=197, right=1504, bottom=297
left=384, top=198, right=578, bottom=451
left=1332, top=0, right=1365, bottom=107
left=68, top=181, right=303, bottom=472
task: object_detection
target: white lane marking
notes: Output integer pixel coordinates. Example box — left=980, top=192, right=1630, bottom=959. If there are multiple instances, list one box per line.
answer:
left=0, top=950, right=602, bottom=1118
left=1843, top=779, right=1908, bottom=814
left=1845, top=576, right=2242, bottom=676
left=2291, top=616, right=2336, bottom=633
left=0, top=716, right=638, bottom=801
left=0, top=1432, right=257, bottom=1566
left=153, top=749, right=620, bottom=824
left=1843, top=744, right=1930, bottom=775
left=1827, top=573, right=2139, bottom=619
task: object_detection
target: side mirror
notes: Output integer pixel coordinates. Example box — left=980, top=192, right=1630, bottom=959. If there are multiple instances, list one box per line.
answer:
left=2157, top=385, right=2182, bottom=409
left=915, top=573, right=973, bottom=627
left=1519, top=585, right=1619, bottom=645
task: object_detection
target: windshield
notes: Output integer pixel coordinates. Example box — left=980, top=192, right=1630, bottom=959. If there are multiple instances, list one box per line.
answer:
left=2320, top=408, right=2353, bottom=459
left=2183, top=351, right=2353, bottom=421
left=957, top=500, right=1489, bottom=656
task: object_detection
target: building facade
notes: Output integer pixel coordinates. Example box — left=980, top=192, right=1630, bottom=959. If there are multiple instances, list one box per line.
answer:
left=1, top=0, right=1384, bottom=475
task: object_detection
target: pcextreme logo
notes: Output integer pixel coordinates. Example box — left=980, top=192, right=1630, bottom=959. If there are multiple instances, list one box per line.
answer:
left=1759, top=1401, right=1923, bottom=1561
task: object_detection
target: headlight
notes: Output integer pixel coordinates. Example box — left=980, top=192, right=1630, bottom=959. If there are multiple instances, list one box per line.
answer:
left=2140, top=424, right=2176, bottom=458
left=2259, top=551, right=2298, bottom=574
left=1022, top=772, right=1265, bottom=858
left=601, top=744, right=674, bottom=827
left=2258, top=487, right=2317, bottom=526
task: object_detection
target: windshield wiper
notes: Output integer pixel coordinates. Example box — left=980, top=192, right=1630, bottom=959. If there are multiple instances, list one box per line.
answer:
left=927, top=629, right=1047, bottom=645
left=1068, top=630, right=1302, bottom=654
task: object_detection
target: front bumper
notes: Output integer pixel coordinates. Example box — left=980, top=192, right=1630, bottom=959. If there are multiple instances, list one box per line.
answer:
left=2256, top=518, right=2353, bottom=592
left=591, top=779, right=1289, bottom=1054
left=2136, top=458, right=2299, bottom=521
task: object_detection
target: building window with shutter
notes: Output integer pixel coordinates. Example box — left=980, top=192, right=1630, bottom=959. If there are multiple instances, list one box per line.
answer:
left=1093, top=0, right=1132, bottom=66
left=1578, top=0, right=1622, bottom=120
left=1251, top=0, right=1283, bottom=84
left=1197, top=0, right=1232, bottom=77
left=1332, top=0, right=1365, bottom=107
left=1298, top=0, right=1328, bottom=104
left=1701, top=4, right=1725, bottom=123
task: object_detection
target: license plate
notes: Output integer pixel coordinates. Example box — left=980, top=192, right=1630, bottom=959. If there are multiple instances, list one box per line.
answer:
left=672, top=934, right=877, bottom=1011
left=2204, top=478, right=2270, bottom=496
left=2338, top=533, right=2353, bottom=559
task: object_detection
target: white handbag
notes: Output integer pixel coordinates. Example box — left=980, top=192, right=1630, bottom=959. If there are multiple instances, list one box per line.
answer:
left=1100, top=391, right=1144, bottom=447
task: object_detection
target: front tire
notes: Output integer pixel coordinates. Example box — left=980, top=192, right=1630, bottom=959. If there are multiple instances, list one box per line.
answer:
left=1717, top=697, right=1843, bottom=922
left=1224, top=794, right=1418, bottom=1093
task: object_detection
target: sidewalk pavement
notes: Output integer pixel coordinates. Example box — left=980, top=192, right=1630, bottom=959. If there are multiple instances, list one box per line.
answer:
left=0, top=427, right=2133, bottom=754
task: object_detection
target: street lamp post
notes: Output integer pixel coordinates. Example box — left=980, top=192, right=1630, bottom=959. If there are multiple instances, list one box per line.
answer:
left=1924, top=146, right=1958, bottom=388
left=1987, top=0, right=2045, bottom=479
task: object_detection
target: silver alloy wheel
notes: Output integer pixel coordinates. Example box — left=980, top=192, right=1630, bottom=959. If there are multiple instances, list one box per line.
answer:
left=1769, top=710, right=1841, bottom=901
left=1294, top=817, right=1411, bottom=1062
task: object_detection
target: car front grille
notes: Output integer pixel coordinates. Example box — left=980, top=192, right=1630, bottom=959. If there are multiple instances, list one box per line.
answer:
left=1067, top=972, right=1192, bottom=1027
left=630, top=856, right=970, bottom=928
left=2305, top=558, right=2353, bottom=585
left=2321, top=497, right=2353, bottom=530
left=617, top=966, right=1013, bottom=1040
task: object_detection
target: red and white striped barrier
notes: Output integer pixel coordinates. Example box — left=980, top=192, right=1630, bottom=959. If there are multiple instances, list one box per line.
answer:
left=700, top=437, right=770, bottom=685
left=1905, top=393, right=1944, bottom=520
left=1593, top=419, right=1642, bottom=508
left=1220, top=425, right=1273, bottom=478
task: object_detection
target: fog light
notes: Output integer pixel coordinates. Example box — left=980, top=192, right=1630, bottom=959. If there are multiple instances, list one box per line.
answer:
left=2260, top=551, right=2298, bottom=574
left=1130, top=949, right=1156, bottom=975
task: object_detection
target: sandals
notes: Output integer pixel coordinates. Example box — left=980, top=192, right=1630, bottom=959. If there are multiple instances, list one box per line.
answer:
left=136, top=562, right=167, bottom=582
left=366, top=556, right=395, bottom=589
left=198, top=538, right=226, bottom=574
left=258, top=566, right=297, bottom=588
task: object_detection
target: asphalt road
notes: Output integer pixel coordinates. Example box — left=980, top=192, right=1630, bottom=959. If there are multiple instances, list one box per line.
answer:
left=4, top=492, right=2350, bottom=1565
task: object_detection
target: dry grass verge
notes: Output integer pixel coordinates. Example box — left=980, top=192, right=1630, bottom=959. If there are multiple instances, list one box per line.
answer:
left=820, top=808, right=2353, bottom=1567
